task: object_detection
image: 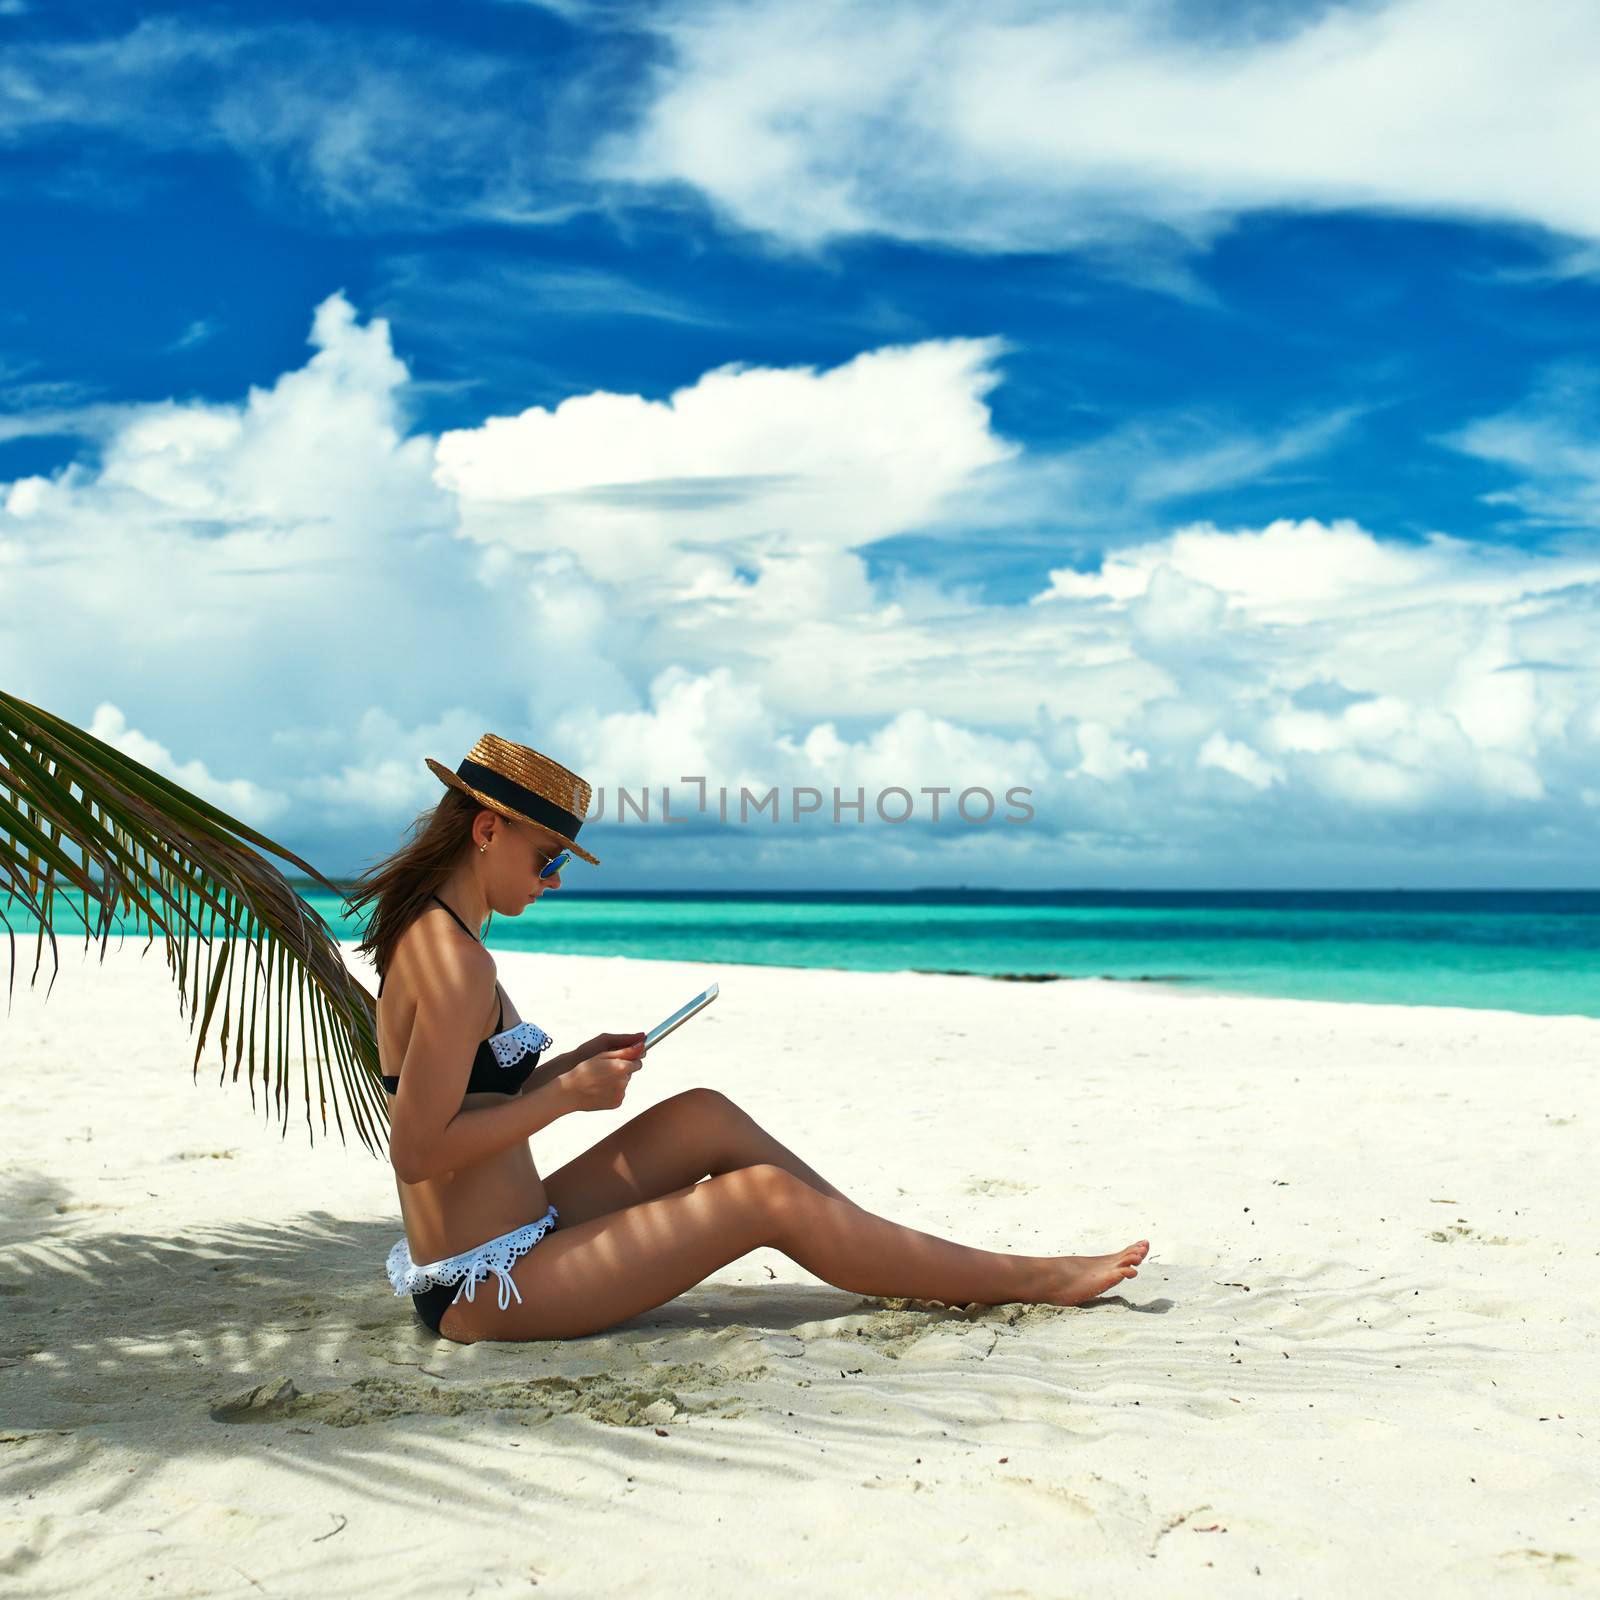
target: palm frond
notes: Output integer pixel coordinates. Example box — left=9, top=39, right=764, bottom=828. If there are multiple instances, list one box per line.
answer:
left=0, top=689, right=389, bottom=1155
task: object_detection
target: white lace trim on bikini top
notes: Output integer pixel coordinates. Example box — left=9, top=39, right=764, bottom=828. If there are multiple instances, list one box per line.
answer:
left=386, top=1205, right=560, bottom=1311
left=488, top=1019, right=553, bottom=1069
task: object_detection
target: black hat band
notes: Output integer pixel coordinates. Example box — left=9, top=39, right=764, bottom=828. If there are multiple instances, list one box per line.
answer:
left=457, top=758, right=586, bottom=841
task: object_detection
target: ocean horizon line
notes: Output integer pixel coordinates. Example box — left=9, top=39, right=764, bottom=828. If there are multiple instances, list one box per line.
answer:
left=14, top=885, right=1595, bottom=1019
left=291, top=882, right=1600, bottom=898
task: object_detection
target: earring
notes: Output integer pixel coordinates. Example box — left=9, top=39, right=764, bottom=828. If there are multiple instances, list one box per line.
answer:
left=479, top=844, right=487, bottom=853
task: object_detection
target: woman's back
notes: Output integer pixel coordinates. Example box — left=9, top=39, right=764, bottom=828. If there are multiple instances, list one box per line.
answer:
left=377, top=899, right=554, bottom=1262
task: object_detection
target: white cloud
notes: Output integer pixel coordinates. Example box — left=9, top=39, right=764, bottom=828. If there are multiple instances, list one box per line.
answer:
left=600, top=0, right=1600, bottom=269
left=1032, top=515, right=1596, bottom=623
left=7, top=291, right=1599, bottom=884
left=0, top=401, right=132, bottom=447
left=1438, top=361, right=1600, bottom=530
left=1472, top=240, right=1600, bottom=287
left=1074, top=720, right=1151, bottom=783
left=1198, top=731, right=1283, bottom=791
left=88, top=702, right=289, bottom=826
left=291, top=705, right=494, bottom=824
left=545, top=665, right=1056, bottom=869
left=1032, top=516, right=1600, bottom=822
left=8, top=0, right=1600, bottom=291
left=0, top=293, right=593, bottom=829
left=0, top=16, right=594, bottom=230
left=1129, top=564, right=1228, bottom=646
left=434, top=337, right=1018, bottom=582
left=165, top=317, right=221, bottom=353
left=551, top=664, right=783, bottom=798
left=917, top=405, right=1362, bottom=543
left=376, top=254, right=736, bottom=333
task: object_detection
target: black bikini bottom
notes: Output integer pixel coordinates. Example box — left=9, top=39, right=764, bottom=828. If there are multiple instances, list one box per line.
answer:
left=400, top=1205, right=562, bottom=1336
left=413, top=1280, right=459, bottom=1334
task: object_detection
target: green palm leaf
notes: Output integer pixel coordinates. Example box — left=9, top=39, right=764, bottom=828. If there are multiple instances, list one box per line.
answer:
left=0, top=688, right=389, bottom=1155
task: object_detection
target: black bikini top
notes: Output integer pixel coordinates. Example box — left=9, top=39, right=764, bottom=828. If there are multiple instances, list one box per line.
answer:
left=378, top=894, right=554, bottom=1097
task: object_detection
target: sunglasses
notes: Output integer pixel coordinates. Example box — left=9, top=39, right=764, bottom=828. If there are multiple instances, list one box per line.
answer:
left=538, top=846, right=573, bottom=879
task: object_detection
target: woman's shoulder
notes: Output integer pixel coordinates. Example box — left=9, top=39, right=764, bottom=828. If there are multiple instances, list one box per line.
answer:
left=387, top=901, right=496, bottom=1008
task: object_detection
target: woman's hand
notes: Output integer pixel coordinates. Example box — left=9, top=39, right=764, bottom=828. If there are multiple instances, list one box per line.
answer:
left=582, top=1031, right=648, bottom=1059
left=563, top=1034, right=648, bottom=1112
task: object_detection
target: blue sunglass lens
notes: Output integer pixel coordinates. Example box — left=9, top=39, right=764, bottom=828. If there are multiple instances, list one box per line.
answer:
left=540, top=849, right=571, bottom=878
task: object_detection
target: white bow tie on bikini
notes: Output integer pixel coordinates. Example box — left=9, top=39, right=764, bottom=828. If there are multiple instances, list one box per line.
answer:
left=386, top=1205, right=561, bottom=1311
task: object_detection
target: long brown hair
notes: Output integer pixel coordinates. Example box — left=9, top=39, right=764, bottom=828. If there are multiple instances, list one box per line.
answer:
left=344, top=788, right=494, bottom=985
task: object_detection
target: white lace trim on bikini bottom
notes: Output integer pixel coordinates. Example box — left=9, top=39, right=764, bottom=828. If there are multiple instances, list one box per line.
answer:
left=386, top=1204, right=560, bottom=1313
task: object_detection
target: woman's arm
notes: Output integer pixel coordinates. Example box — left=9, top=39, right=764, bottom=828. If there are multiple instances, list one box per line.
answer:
left=520, top=1032, right=641, bottom=1098
left=392, top=1079, right=575, bottom=1184
left=520, top=1046, right=582, bottom=1098
left=387, top=938, right=578, bottom=1184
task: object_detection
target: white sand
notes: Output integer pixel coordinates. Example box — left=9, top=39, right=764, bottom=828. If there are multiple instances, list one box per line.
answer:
left=1, top=936, right=1595, bottom=1596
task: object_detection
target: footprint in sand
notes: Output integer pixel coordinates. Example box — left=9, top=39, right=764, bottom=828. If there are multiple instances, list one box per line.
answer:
left=961, top=1177, right=1038, bottom=1198
left=1426, top=1223, right=1516, bottom=1246
left=1495, top=1548, right=1581, bottom=1582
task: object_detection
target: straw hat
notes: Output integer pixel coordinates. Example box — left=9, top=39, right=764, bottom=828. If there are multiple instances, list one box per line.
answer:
left=425, top=733, right=601, bottom=866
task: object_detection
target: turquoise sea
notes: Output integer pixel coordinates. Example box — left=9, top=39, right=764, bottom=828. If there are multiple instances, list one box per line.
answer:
left=282, top=888, right=1597, bottom=1022
left=18, top=889, right=1596, bottom=1021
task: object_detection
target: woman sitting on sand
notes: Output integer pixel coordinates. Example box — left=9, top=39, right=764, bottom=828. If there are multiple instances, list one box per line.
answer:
left=350, top=733, right=1149, bottom=1344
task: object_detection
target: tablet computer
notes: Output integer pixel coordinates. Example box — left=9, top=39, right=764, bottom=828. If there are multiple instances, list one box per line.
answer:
left=644, top=982, right=719, bottom=1052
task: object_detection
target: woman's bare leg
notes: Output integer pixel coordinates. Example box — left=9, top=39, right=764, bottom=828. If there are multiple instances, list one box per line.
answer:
left=443, top=1163, right=1149, bottom=1343
left=767, top=1180, right=1148, bottom=1310
left=543, top=1088, right=852, bottom=1228
left=443, top=1165, right=792, bottom=1342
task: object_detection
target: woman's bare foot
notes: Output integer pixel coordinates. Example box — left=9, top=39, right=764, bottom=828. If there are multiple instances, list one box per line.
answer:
left=1040, top=1240, right=1150, bottom=1306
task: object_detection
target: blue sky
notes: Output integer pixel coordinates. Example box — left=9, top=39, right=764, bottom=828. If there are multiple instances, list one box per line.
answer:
left=3, top=0, right=1598, bottom=888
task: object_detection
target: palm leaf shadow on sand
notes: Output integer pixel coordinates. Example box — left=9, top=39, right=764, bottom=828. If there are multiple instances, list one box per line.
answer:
left=1, top=1203, right=805, bottom=1524
left=1, top=1180, right=1181, bottom=1514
